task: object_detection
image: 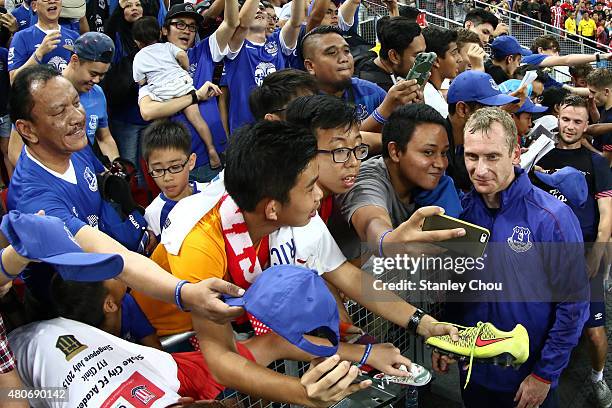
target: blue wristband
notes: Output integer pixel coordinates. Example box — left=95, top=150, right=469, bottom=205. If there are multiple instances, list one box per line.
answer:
left=174, top=280, right=191, bottom=312
left=359, top=343, right=373, bottom=367
left=378, top=229, right=393, bottom=257
left=0, top=248, right=19, bottom=281
left=372, top=108, right=387, bottom=125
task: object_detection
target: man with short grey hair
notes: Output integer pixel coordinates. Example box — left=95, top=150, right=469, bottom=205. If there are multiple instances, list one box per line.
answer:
left=433, top=107, right=590, bottom=408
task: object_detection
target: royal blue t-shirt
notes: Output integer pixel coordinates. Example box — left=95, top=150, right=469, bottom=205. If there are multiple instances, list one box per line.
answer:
left=80, top=84, right=109, bottom=145
left=171, top=35, right=228, bottom=168
left=8, top=24, right=79, bottom=72
left=336, top=77, right=386, bottom=121
left=224, top=30, right=294, bottom=132
left=8, top=147, right=105, bottom=235
left=11, top=4, right=33, bottom=31
left=120, top=293, right=156, bottom=343
left=0, top=48, right=8, bottom=115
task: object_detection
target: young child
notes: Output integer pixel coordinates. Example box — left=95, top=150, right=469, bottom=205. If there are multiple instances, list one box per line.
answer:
left=143, top=120, right=208, bottom=239
left=132, top=16, right=223, bottom=170
left=50, top=274, right=162, bottom=349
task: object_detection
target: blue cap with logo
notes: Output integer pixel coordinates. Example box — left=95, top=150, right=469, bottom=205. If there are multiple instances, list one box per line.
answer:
left=0, top=211, right=124, bottom=282
left=225, top=265, right=340, bottom=357
left=491, top=35, right=532, bottom=59
left=74, top=32, right=115, bottom=64
left=534, top=167, right=588, bottom=207
left=499, top=79, right=548, bottom=114
left=448, top=71, right=520, bottom=106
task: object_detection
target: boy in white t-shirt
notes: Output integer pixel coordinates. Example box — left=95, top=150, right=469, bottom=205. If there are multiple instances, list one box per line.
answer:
left=133, top=16, right=223, bottom=170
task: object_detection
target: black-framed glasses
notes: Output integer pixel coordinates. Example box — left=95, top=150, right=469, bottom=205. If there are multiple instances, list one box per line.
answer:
left=170, top=21, right=198, bottom=32
left=148, top=158, right=190, bottom=178
left=317, top=144, right=369, bottom=163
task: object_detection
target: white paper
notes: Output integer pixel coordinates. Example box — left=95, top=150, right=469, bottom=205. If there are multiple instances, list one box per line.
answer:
left=518, top=70, right=538, bottom=92
left=520, top=127, right=556, bottom=171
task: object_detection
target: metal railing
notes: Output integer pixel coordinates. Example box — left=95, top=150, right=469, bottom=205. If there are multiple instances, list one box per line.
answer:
left=357, top=0, right=611, bottom=73
left=219, top=263, right=432, bottom=408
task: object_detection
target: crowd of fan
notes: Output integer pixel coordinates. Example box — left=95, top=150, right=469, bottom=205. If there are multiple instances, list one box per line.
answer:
left=0, top=0, right=609, bottom=407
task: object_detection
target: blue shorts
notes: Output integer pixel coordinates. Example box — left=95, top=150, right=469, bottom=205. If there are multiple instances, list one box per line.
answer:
left=585, top=271, right=606, bottom=328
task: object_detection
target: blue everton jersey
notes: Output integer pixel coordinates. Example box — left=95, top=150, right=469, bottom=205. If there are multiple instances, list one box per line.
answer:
left=9, top=147, right=105, bottom=236
left=11, top=5, right=33, bottom=31
left=225, top=30, right=293, bottom=132
left=80, top=84, right=109, bottom=145
left=172, top=35, right=228, bottom=168
left=339, top=77, right=386, bottom=121
left=8, top=24, right=79, bottom=72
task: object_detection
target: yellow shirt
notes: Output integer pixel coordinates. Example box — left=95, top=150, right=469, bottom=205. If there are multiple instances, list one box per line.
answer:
left=578, top=18, right=596, bottom=37
left=133, top=204, right=228, bottom=335
left=565, top=17, right=576, bottom=34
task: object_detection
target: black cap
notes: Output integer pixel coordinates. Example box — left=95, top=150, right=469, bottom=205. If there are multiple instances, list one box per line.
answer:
left=165, top=3, right=204, bottom=25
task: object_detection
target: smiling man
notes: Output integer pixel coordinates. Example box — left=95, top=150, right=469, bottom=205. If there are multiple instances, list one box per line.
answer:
left=9, top=31, right=119, bottom=164
left=335, top=103, right=460, bottom=262
left=436, top=107, right=590, bottom=408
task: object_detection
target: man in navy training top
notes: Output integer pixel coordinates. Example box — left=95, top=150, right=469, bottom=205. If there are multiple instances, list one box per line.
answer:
left=433, top=107, right=589, bottom=408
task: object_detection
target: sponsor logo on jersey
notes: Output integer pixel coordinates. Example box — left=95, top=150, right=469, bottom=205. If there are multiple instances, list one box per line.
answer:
left=56, top=334, right=87, bottom=361
left=507, top=226, right=533, bottom=253
left=48, top=55, right=69, bottom=72
left=254, top=62, right=276, bottom=86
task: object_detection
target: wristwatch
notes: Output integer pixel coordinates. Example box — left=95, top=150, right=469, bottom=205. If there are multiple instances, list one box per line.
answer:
left=189, top=89, right=198, bottom=105
left=407, top=308, right=426, bottom=336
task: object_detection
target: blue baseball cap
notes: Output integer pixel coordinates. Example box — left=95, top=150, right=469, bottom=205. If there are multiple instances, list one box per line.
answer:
left=225, top=265, right=339, bottom=357
left=498, top=79, right=548, bottom=114
left=491, top=35, right=532, bottom=59
left=447, top=71, right=520, bottom=106
left=534, top=167, right=588, bottom=207
left=517, top=98, right=548, bottom=114
left=0, top=211, right=124, bottom=282
left=74, top=32, right=115, bottom=64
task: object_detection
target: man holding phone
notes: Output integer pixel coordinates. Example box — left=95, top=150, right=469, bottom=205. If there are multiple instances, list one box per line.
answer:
left=433, top=107, right=590, bottom=408
left=353, top=17, right=426, bottom=92
left=302, top=25, right=425, bottom=134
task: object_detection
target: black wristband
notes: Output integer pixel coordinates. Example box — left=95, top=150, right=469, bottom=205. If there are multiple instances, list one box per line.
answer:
left=407, top=308, right=425, bottom=336
left=189, top=89, right=198, bottom=105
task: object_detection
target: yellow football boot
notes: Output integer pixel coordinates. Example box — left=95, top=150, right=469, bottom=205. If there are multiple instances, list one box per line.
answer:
left=426, top=322, right=529, bottom=387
